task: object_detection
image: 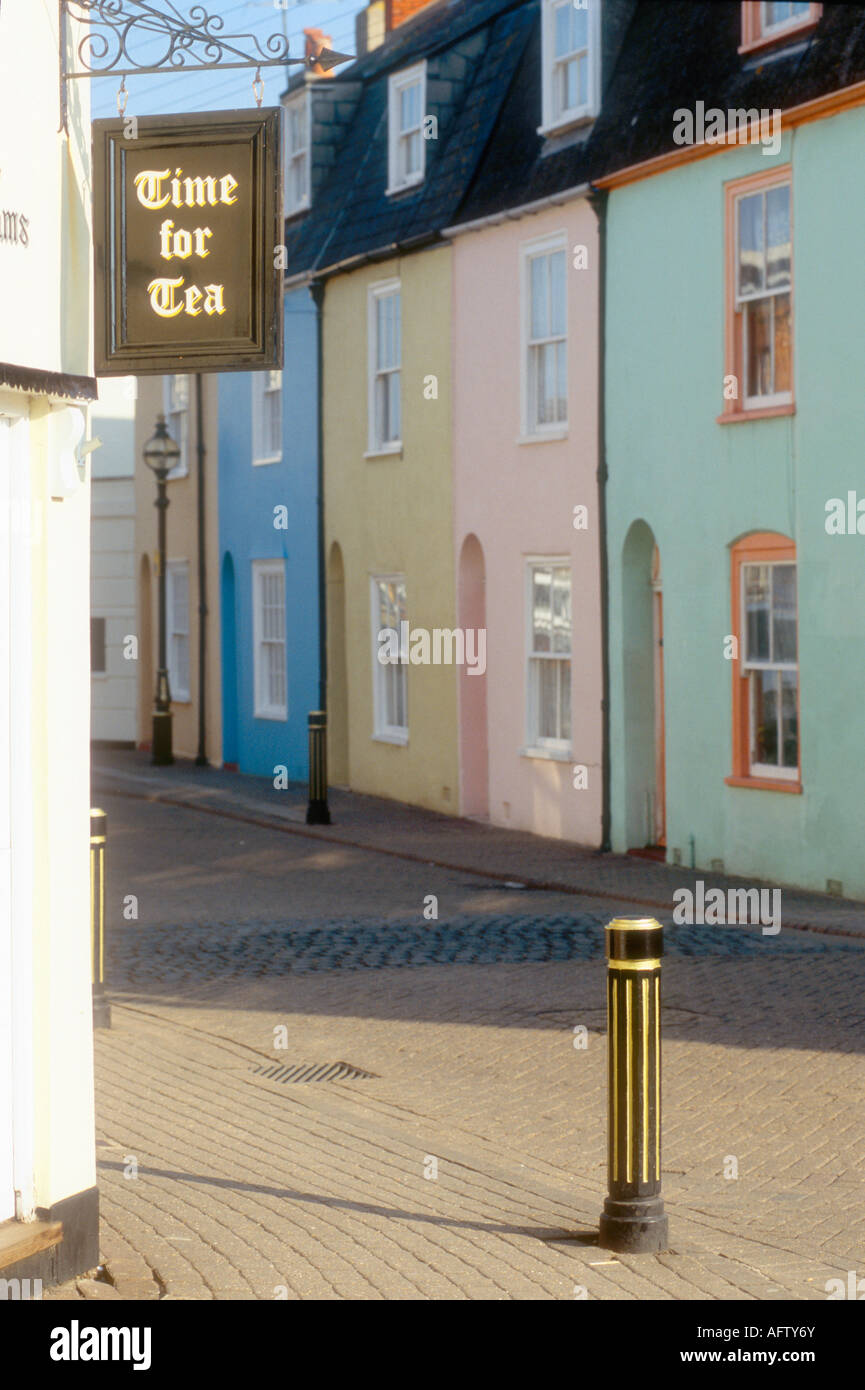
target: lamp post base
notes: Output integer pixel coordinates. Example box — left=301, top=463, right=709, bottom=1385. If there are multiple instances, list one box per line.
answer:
left=599, top=1196, right=669, bottom=1254
left=151, top=711, right=174, bottom=766
left=306, top=799, right=331, bottom=826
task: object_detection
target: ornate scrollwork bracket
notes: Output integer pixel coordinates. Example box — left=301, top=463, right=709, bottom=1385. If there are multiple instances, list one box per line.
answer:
left=59, top=1, right=354, bottom=132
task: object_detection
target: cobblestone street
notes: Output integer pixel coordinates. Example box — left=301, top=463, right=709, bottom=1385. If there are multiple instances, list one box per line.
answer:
left=49, top=751, right=865, bottom=1301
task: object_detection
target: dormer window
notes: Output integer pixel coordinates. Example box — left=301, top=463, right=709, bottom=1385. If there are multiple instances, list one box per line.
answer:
left=540, top=0, right=601, bottom=136
left=387, top=62, right=426, bottom=195
left=284, top=91, right=310, bottom=216
left=740, top=3, right=822, bottom=55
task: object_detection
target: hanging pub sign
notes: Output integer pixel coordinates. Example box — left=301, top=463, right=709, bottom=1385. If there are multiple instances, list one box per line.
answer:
left=92, top=109, right=283, bottom=375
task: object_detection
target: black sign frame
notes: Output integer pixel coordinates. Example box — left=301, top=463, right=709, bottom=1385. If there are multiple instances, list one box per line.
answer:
left=93, top=108, right=283, bottom=376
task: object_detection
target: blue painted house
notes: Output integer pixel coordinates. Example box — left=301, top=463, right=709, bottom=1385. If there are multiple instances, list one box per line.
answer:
left=217, top=283, right=321, bottom=780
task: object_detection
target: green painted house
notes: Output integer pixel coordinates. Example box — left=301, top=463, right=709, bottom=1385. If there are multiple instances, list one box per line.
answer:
left=597, top=1, right=865, bottom=899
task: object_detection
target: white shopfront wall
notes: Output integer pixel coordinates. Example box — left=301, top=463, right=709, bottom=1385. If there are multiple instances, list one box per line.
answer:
left=0, top=0, right=99, bottom=1282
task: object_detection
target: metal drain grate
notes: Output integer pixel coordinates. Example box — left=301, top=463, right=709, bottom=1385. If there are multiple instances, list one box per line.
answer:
left=250, top=1060, right=376, bottom=1085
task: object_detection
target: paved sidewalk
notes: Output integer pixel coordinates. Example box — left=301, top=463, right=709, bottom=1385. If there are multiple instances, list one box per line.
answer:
left=93, top=746, right=865, bottom=940
left=45, top=754, right=863, bottom=1300
left=50, top=949, right=863, bottom=1301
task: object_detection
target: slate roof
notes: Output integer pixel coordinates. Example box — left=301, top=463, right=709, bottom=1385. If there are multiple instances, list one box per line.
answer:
left=287, top=1, right=865, bottom=275
left=284, top=0, right=534, bottom=277
left=458, top=1, right=865, bottom=221
left=584, top=0, right=865, bottom=184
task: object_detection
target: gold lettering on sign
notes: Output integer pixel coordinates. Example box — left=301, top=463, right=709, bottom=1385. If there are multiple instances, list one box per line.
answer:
left=148, top=277, right=185, bottom=318
left=135, top=168, right=240, bottom=211
left=203, top=284, right=225, bottom=315
left=148, top=277, right=227, bottom=318
left=138, top=165, right=237, bottom=323
left=159, top=219, right=213, bottom=261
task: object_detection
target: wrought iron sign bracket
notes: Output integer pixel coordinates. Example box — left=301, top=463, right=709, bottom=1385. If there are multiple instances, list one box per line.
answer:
left=60, top=1, right=354, bottom=132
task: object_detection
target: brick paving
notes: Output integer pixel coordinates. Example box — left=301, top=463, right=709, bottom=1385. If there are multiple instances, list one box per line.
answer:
left=44, top=753, right=865, bottom=1299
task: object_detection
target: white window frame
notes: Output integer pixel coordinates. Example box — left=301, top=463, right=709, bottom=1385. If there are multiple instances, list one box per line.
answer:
left=520, top=233, right=568, bottom=440
left=734, top=182, right=793, bottom=411
left=252, top=559, right=288, bottom=721
left=524, top=558, right=572, bottom=756
left=283, top=90, right=311, bottom=216
left=367, top=279, right=402, bottom=456
left=370, top=574, right=408, bottom=745
left=165, top=560, right=190, bottom=702
left=387, top=61, right=427, bottom=195
left=252, top=370, right=283, bottom=466
left=540, top=0, right=601, bottom=136
left=762, top=1, right=812, bottom=36
left=740, top=560, right=799, bottom=781
left=163, top=375, right=189, bottom=479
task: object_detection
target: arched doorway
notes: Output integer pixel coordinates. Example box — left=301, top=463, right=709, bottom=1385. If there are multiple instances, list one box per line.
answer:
left=327, top=542, right=348, bottom=786
left=138, top=554, right=153, bottom=750
left=457, top=533, right=489, bottom=818
left=622, top=521, right=666, bottom=852
left=220, top=552, right=238, bottom=768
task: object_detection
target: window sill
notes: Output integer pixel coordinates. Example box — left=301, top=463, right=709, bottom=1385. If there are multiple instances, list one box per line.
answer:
left=284, top=199, right=310, bottom=221
left=725, top=775, right=802, bottom=794
left=171, top=697, right=192, bottom=707
left=253, top=456, right=281, bottom=467
left=386, top=177, right=424, bottom=198
left=520, top=745, right=572, bottom=764
left=717, top=403, right=795, bottom=425
left=738, top=21, right=819, bottom=57
left=373, top=731, right=408, bottom=747
left=364, top=446, right=403, bottom=461
left=254, top=710, right=288, bottom=723
left=537, top=110, right=596, bottom=140
left=517, top=429, right=568, bottom=446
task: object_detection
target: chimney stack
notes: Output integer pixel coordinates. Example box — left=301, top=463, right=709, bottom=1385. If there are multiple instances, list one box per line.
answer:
left=356, top=0, right=387, bottom=57
left=386, top=0, right=440, bottom=29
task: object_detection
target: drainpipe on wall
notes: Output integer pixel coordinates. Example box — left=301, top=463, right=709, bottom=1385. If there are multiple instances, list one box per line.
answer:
left=305, top=277, right=331, bottom=824
left=588, top=184, right=611, bottom=853
left=195, top=373, right=208, bottom=766
left=311, top=278, right=327, bottom=715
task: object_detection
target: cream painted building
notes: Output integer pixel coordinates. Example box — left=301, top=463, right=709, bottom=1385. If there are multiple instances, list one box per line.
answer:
left=0, top=0, right=99, bottom=1284
left=134, top=373, right=222, bottom=765
left=91, top=377, right=137, bottom=745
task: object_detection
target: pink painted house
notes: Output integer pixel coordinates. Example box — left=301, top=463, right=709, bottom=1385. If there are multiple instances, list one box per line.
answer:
left=448, top=194, right=602, bottom=844
left=443, top=0, right=623, bottom=844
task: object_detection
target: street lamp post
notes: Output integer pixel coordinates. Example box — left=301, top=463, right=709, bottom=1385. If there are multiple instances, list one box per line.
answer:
left=143, top=414, right=181, bottom=767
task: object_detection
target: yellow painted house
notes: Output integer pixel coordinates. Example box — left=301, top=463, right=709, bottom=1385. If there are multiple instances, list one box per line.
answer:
left=283, top=0, right=529, bottom=815
left=323, top=248, right=458, bottom=812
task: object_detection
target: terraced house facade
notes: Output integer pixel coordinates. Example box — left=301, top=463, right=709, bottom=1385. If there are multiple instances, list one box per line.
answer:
left=445, top=0, right=638, bottom=842
left=284, top=0, right=540, bottom=814
left=598, top=0, right=865, bottom=896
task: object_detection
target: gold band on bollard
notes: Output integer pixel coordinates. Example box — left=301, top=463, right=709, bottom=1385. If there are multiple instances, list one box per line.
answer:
left=90, top=808, right=111, bottom=1028
left=598, top=917, right=668, bottom=1253
left=306, top=711, right=331, bottom=825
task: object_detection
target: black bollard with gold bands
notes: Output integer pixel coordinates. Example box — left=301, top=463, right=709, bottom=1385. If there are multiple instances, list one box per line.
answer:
left=598, top=917, right=668, bottom=1253
left=90, top=808, right=111, bottom=1030
left=306, top=711, right=332, bottom=826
